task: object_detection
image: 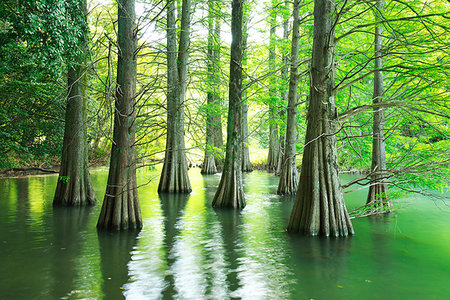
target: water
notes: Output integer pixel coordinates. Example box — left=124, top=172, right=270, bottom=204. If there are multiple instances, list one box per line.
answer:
left=0, top=168, right=449, bottom=299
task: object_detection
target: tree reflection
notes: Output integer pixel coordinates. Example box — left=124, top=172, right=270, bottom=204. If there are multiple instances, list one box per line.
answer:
left=98, top=231, right=138, bottom=299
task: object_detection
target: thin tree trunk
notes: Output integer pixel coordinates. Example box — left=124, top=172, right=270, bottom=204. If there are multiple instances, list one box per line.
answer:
left=241, top=11, right=253, bottom=172
left=267, top=1, right=279, bottom=172
left=278, top=0, right=300, bottom=195
left=275, top=0, right=290, bottom=177
left=201, top=0, right=218, bottom=175
left=212, top=6, right=224, bottom=171
left=288, top=0, right=354, bottom=236
left=159, top=0, right=192, bottom=193
left=97, top=0, right=142, bottom=231
left=53, top=0, right=95, bottom=206
left=212, top=0, right=245, bottom=208
left=367, top=0, right=391, bottom=210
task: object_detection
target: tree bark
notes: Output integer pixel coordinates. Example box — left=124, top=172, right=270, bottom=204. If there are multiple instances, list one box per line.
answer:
left=97, top=0, right=142, bottom=231
left=241, top=11, right=253, bottom=172
left=278, top=0, right=300, bottom=195
left=267, top=3, right=279, bottom=172
left=201, top=0, right=218, bottom=175
left=159, top=0, right=192, bottom=193
left=212, top=5, right=224, bottom=171
left=53, top=0, right=95, bottom=206
left=275, top=0, right=291, bottom=177
left=367, top=0, right=392, bottom=210
left=212, top=0, right=245, bottom=209
left=287, top=0, right=354, bottom=236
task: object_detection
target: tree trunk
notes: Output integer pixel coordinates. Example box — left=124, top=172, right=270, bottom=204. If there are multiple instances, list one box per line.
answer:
left=275, top=0, right=290, bottom=177
left=267, top=1, right=279, bottom=172
left=241, top=11, right=253, bottom=172
left=201, top=0, right=218, bottom=175
left=159, top=0, right=192, bottom=193
left=278, top=0, right=300, bottom=195
left=287, top=0, right=354, bottom=237
left=97, top=0, right=142, bottom=231
left=212, top=0, right=245, bottom=209
left=212, top=6, right=224, bottom=171
left=53, top=0, right=95, bottom=206
left=367, top=0, right=391, bottom=210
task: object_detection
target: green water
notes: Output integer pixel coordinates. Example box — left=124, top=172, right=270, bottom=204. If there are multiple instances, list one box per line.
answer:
left=0, top=168, right=449, bottom=299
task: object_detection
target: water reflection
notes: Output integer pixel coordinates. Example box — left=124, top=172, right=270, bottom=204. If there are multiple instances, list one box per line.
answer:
left=288, top=236, right=353, bottom=299
left=98, top=231, right=138, bottom=300
left=0, top=170, right=449, bottom=299
left=49, top=206, right=93, bottom=299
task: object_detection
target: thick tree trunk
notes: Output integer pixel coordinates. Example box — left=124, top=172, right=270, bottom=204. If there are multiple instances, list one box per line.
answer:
left=267, top=2, right=279, bottom=172
left=288, top=0, right=354, bottom=236
left=53, top=0, right=95, bottom=206
left=97, top=0, right=142, bottom=231
left=159, top=0, right=192, bottom=192
left=241, top=14, right=253, bottom=172
left=212, top=0, right=245, bottom=208
left=278, top=0, right=300, bottom=195
left=201, top=0, right=218, bottom=175
left=367, top=0, right=391, bottom=210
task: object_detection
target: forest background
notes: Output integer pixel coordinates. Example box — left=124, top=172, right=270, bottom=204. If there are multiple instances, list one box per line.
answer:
left=0, top=0, right=448, bottom=198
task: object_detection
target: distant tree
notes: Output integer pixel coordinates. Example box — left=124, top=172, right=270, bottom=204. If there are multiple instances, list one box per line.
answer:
left=241, top=7, right=253, bottom=172
left=277, top=0, right=299, bottom=195
left=288, top=0, right=354, bottom=236
left=212, top=0, right=245, bottom=208
left=366, top=0, right=391, bottom=210
left=201, top=0, right=219, bottom=175
left=97, top=0, right=142, bottom=230
left=267, top=0, right=279, bottom=172
left=158, top=0, right=192, bottom=193
left=53, top=0, right=95, bottom=206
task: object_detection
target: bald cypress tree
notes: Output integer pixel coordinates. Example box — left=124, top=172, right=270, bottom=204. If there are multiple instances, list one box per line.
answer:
left=159, top=0, right=192, bottom=192
left=97, top=0, right=142, bottom=231
left=287, top=0, right=353, bottom=236
left=53, top=0, right=95, bottom=206
left=277, top=0, right=300, bottom=195
left=212, top=0, right=245, bottom=208
left=366, top=0, right=392, bottom=210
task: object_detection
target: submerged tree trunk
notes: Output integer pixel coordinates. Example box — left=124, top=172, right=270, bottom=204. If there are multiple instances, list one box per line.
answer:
left=97, top=0, right=142, bottom=231
left=288, top=0, right=354, bottom=236
left=159, top=0, right=192, bottom=192
left=278, top=0, right=300, bottom=195
left=53, top=0, right=95, bottom=206
left=241, top=12, right=253, bottom=172
left=267, top=1, right=279, bottom=172
left=212, top=0, right=245, bottom=208
left=367, top=0, right=391, bottom=210
left=201, top=0, right=218, bottom=175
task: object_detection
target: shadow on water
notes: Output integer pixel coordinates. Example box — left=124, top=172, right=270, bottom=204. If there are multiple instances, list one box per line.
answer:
left=49, top=206, right=93, bottom=299
left=98, top=230, right=139, bottom=300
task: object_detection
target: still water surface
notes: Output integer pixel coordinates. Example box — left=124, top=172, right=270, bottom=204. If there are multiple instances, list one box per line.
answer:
left=0, top=168, right=449, bottom=299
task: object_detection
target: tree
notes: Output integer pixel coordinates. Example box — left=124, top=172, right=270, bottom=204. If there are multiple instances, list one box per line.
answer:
left=366, top=0, right=392, bottom=210
left=201, top=0, right=219, bottom=175
left=277, top=0, right=299, bottom=195
left=241, top=6, right=253, bottom=172
left=288, top=0, right=354, bottom=236
left=212, top=0, right=245, bottom=208
left=97, top=0, right=142, bottom=230
left=53, top=0, right=95, bottom=206
left=158, top=0, right=192, bottom=193
left=267, top=0, right=279, bottom=172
